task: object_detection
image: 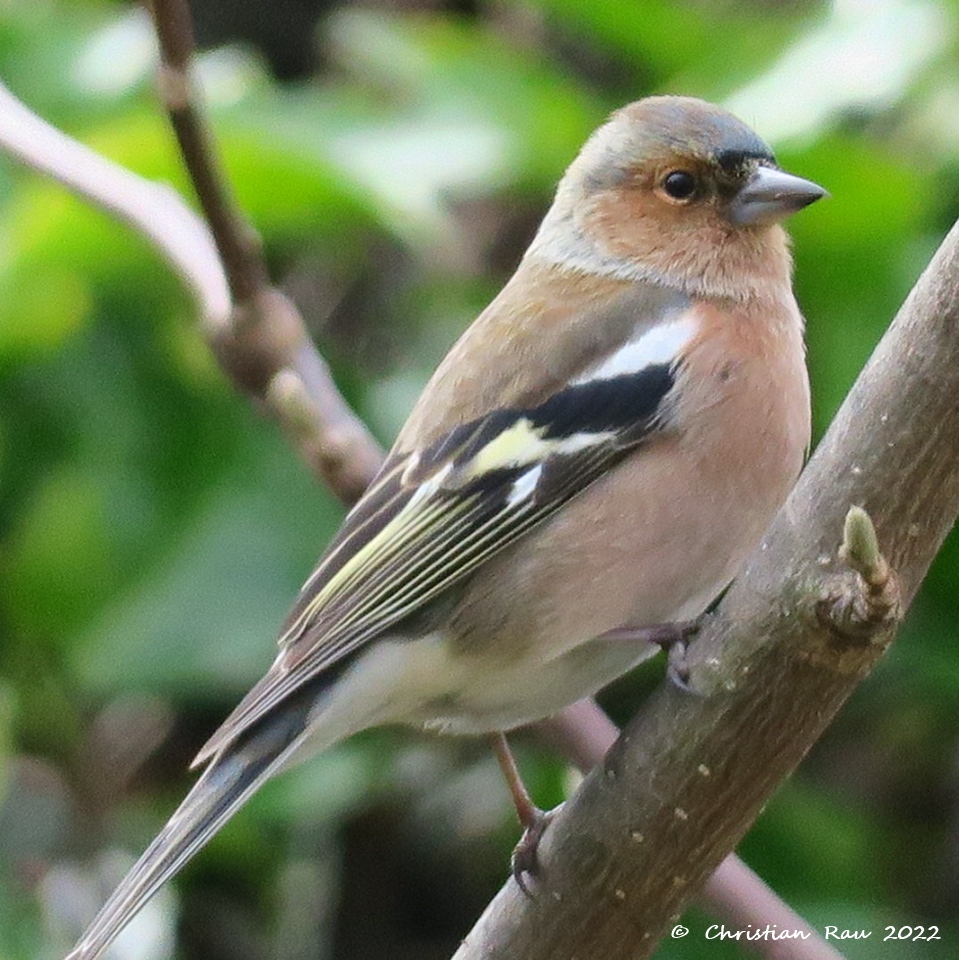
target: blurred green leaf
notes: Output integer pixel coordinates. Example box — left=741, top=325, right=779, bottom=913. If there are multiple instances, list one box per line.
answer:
left=71, top=426, right=343, bottom=697
left=0, top=685, right=13, bottom=809
left=1, top=468, right=113, bottom=638
left=742, top=781, right=884, bottom=900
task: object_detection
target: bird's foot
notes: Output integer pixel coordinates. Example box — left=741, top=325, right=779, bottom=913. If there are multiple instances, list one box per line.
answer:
left=511, top=803, right=563, bottom=897
left=597, top=617, right=704, bottom=691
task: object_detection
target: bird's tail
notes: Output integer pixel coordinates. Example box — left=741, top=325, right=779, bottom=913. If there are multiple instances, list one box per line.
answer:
left=65, top=690, right=318, bottom=960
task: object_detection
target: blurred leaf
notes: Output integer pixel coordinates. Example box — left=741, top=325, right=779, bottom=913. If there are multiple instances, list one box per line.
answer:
left=323, top=10, right=605, bottom=182
left=785, top=133, right=930, bottom=430
left=0, top=685, right=13, bottom=808
left=536, top=0, right=819, bottom=93
left=1, top=468, right=113, bottom=638
left=71, top=427, right=343, bottom=698
left=0, top=265, right=90, bottom=362
left=0, top=0, right=141, bottom=128
left=741, top=781, right=883, bottom=900
left=256, top=736, right=386, bottom=826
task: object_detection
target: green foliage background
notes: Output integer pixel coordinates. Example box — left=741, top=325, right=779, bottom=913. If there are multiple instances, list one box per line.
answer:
left=2, top=0, right=959, bottom=957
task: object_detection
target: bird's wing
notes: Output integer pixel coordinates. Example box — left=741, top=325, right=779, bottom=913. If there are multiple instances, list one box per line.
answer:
left=193, top=303, right=698, bottom=766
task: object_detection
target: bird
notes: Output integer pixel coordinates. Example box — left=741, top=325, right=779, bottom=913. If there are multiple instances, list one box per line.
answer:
left=66, top=95, right=825, bottom=959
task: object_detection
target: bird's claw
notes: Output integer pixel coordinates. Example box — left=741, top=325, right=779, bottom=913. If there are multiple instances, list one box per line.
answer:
left=665, top=630, right=695, bottom=691
left=647, top=618, right=702, bottom=691
left=511, top=803, right=562, bottom=897
left=599, top=618, right=703, bottom=690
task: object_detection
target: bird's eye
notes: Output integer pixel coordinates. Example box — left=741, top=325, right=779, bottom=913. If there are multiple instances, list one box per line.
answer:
left=662, top=170, right=697, bottom=201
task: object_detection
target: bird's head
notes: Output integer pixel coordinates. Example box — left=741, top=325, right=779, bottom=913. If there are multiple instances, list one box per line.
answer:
left=530, top=96, right=826, bottom=301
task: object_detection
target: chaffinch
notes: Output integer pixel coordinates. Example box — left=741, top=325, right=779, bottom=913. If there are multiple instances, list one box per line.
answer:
left=67, top=95, right=824, bottom=959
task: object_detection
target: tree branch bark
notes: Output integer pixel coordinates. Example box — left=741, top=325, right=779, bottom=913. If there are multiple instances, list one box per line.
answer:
left=148, top=0, right=385, bottom=502
left=532, top=702, right=843, bottom=960
left=453, top=218, right=959, bottom=959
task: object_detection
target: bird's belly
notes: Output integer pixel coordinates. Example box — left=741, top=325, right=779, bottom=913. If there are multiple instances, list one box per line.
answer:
left=343, top=629, right=658, bottom=736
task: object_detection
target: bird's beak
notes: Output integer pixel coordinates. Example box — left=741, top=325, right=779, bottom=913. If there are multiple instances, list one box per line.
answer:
left=728, top=166, right=827, bottom=226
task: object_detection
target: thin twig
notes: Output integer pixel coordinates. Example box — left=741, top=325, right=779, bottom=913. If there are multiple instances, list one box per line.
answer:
left=0, top=80, right=230, bottom=329
left=150, top=0, right=268, bottom=302
left=820, top=505, right=901, bottom=635
left=145, top=0, right=384, bottom=503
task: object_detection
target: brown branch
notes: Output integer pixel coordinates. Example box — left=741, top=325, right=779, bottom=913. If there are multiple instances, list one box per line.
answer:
left=147, top=0, right=384, bottom=503
left=534, top=702, right=845, bottom=960
left=150, top=0, right=268, bottom=302
left=453, top=219, right=959, bottom=959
